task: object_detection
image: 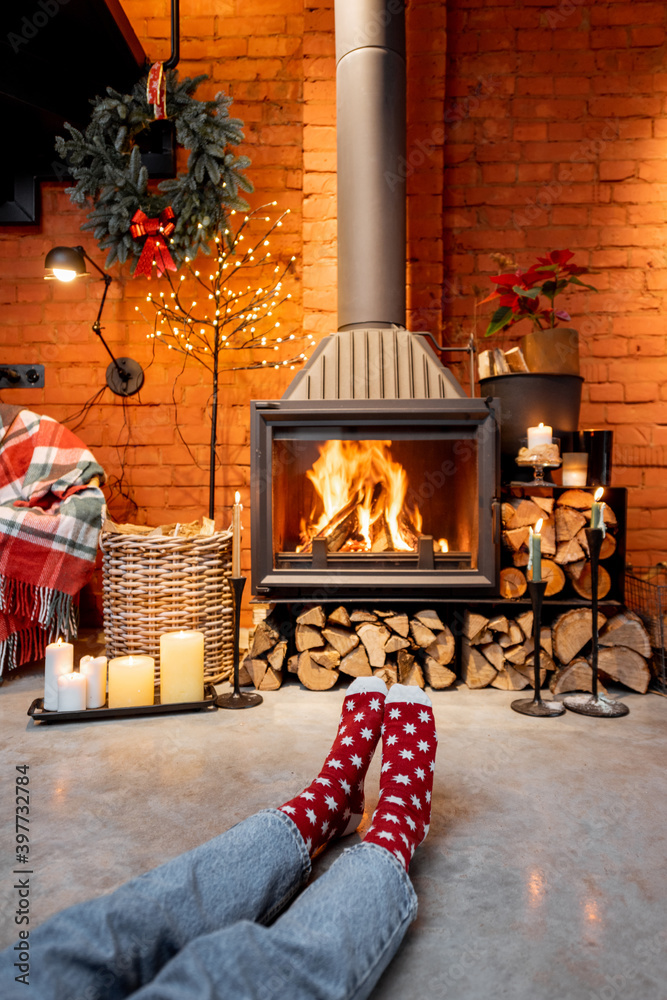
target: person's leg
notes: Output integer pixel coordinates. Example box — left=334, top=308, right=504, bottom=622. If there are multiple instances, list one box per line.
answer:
left=0, top=677, right=386, bottom=1000
left=127, top=684, right=436, bottom=1000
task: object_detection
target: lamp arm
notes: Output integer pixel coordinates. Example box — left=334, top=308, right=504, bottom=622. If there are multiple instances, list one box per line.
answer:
left=74, top=247, right=125, bottom=379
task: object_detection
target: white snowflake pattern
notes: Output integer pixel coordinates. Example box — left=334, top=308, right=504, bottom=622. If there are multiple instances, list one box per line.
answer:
left=393, top=848, right=407, bottom=867
left=400, top=832, right=411, bottom=849
left=315, top=776, right=331, bottom=787
left=322, top=820, right=329, bottom=834
left=381, top=761, right=392, bottom=773
left=302, top=791, right=315, bottom=801
left=369, top=697, right=381, bottom=711
left=385, top=794, right=405, bottom=806
left=328, top=758, right=343, bottom=770
left=305, top=837, right=312, bottom=852
left=343, top=806, right=351, bottom=820
left=394, top=774, right=411, bottom=786
left=411, top=793, right=422, bottom=809
left=340, top=735, right=354, bottom=746
left=360, top=727, right=374, bottom=741
left=339, top=724, right=347, bottom=734
left=419, top=710, right=430, bottom=723
left=339, top=778, right=351, bottom=794
left=405, top=815, right=417, bottom=831
left=386, top=734, right=398, bottom=746
left=350, top=753, right=363, bottom=768
left=425, top=790, right=431, bottom=803
left=306, top=808, right=317, bottom=824
left=399, top=748, right=414, bottom=761
left=389, top=707, right=401, bottom=720
left=382, top=812, right=400, bottom=824
left=345, top=699, right=355, bottom=712
left=325, top=794, right=338, bottom=811
left=403, top=722, right=416, bottom=735
left=415, top=767, right=425, bottom=780
left=429, top=760, right=435, bottom=772
left=417, top=739, right=430, bottom=752
left=281, top=805, right=296, bottom=815
left=354, top=711, right=365, bottom=722
left=377, top=830, right=394, bottom=841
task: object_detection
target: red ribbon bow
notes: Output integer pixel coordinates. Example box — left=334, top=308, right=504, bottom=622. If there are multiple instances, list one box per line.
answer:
left=130, top=207, right=177, bottom=277
left=147, top=62, right=166, bottom=120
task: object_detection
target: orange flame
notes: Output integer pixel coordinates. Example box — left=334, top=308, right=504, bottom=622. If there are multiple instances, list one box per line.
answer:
left=298, top=440, right=420, bottom=552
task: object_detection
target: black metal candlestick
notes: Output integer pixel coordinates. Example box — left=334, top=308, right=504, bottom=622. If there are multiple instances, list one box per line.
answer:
left=216, top=576, right=263, bottom=710
left=563, top=527, right=629, bottom=718
left=511, top=579, right=565, bottom=717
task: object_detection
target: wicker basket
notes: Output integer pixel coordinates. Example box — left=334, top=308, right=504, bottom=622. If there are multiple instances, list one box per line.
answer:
left=100, top=526, right=234, bottom=684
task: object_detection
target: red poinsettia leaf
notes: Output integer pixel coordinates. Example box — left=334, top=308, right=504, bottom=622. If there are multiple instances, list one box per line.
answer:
left=478, top=289, right=500, bottom=306
left=489, top=272, right=521, bottom=287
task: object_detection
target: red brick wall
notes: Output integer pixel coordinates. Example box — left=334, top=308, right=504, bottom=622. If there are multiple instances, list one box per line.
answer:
left=443, top=0, right=667, bottom=566
left=1, top=0, right=665, bottom=632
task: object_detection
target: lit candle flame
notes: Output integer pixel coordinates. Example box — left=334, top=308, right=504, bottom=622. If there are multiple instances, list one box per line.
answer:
left=235, top=491, right=241, bottom=504
left=594, top=487, right=604, bottom=502
left=535, top=518, right=544, bottom=534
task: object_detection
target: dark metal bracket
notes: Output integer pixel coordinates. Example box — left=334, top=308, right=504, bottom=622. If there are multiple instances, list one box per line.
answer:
left=0, top=365, right=45, bottom=389
left=420, top=332, right=476, bottom=398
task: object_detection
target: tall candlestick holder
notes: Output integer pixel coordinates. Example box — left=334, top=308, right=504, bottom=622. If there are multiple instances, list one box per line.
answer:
left=563, top=528, right=629, bottom=718
left=511, top=579, right=565, bottom=717
left=216, top=576, right=263, bottom=710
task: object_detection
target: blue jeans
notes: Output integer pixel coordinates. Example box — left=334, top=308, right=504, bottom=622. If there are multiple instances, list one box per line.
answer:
left=1, top=809, right=418, bottom=1000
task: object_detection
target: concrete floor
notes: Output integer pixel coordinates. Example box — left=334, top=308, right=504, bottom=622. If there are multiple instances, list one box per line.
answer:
left=1, top=637, right=666, bottom=1000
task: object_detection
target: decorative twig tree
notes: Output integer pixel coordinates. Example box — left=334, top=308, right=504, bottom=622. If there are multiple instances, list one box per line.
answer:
left=136, top=202, right=314, bottom=518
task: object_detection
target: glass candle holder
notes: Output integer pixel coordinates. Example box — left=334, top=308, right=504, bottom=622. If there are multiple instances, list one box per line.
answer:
left=562, top=452, right=588, bottom=487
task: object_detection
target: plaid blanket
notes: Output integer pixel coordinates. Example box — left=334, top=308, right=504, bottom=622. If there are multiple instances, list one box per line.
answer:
left=0, top=405, right=106, bottom=675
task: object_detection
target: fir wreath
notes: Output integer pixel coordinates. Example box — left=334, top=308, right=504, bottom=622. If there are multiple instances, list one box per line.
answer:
left=55, top=69, right=253, bottom=272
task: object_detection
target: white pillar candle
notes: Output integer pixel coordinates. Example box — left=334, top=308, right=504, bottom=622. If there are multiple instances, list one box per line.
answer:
left=80, top=655, right=108, bottom=709
left=108, top=655, right=155, bottom=709
left=159, top=631, right=205, bottom=703
left=232, top=491, right=242, bottom=577
left=527, top=422, right=553, bottom=450
left=57, top=672, right=87, bottom=712
left=590, top=487, right=604, bottom=529
left=44, top=639, right=74, bottom=710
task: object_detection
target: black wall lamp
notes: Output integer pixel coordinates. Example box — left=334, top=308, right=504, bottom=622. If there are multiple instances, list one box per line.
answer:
left=44, top=245, right=144, bottom=396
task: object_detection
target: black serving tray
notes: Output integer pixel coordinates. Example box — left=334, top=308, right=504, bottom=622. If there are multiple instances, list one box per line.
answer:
left=28, top=683, right=219, bottom=723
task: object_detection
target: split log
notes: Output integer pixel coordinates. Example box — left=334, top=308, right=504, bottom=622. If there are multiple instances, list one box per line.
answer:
left=322, top=626, right=360, bottom=657
left=250, top=619, right=281, bottom=657
left=488, top=614, right=509, bottom=634
left=508, top=622, right=524, bottom=644
left=514, top=650, right=554, bottom=688
left=328, top=605, right=351, bottom=628
left=310, top=646, right=341, bottom=670
left=554, top=537, right=585, bottom=565
left=425, top=627, right=456, bottom=666
left=258, top=666, right=283, bottom=691
left=540, top=517, right=557, bottom=556
left=373, top=665, right=398, bottom=686
left=422, top=657, right=457, bottom=689
left=504, top=527, right=530, bottom=552
left=527, top=559, right=565, bottom=597
left=479, top=641, right=505, bottom=672
left=295, top=623, right=325, bottom=652
left=398, top=649, right=425, bottom=687
left=502, top=502, right=517, bottom=528
left=357, top=622, right=390, bottom=667
left=568, top=562, right=611, bottom=600
left=515, top=610, right=533, bottom=641
left=238, top=659, right=253, bottom=686
left=532, top=496, right=555, bottom=516
left=410, top=619, right=438, bottom=648
left=385, top=613, right=410, bottom=638
left=504, top=639, right=534, bottom=665
left=511, top=498, right=546, bottom=527
left=499, top=567, right=527, bottom=599
left=557, top=489, right=594, bottom=510
left=555, top=506, right=587, bottom=542
left=598, top=647, right=651, bottom=694
left=491, top=665, right=530, bottom=691
left=267, top=640, right=288, bottom=671
left=339, top=645, right=372, bottom=677
left=287, top=654, right=299, bottom=674
left=576, top=528, right=617, bottom=560
left=414, top=609, right=446, bottom=632
left=296, top=605, right=326, bottom=628
left=552, top=608, right=607, bottom=664
left=297, top=650, right=339, bottom=690
left=461, top=640, right=497, bottom=688
left=350, top=609, right=378, bottom=623
left=244, top=657, right=268, bottom=688
left=384, top=634, right=412, bottom=654
left=540, top=626, right=553, bottom=656
left=513, top=551, right=529, bottom=567
left=599, top=612, right=652, bottom=658
left=550, top=657, right=607, bottom=696
left=470, top=627, right=494, bottom=645
left=463, top=610, right=490, bottom=642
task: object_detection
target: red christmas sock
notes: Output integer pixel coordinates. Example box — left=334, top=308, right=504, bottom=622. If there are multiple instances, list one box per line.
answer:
left=279, top=677, right=387, bottom=856
left=363, top=684, right=437, bottom=871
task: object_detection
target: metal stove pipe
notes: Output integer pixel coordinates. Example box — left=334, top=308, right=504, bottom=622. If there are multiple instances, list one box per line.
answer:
left=335, top=0, right=406, bottom=331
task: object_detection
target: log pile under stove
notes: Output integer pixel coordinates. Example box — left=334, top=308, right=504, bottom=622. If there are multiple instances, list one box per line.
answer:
left=243, top=603, right=653, bottom=696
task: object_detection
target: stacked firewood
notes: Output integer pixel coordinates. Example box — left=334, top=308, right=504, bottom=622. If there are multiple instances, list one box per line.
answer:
left=501, top=489, right=618, bottom=600
left=243, top=605, right=456, bottom=691
left=462, top=607, right=652, bottom=694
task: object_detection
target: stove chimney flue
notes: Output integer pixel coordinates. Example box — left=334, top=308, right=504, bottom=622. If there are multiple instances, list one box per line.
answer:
left=335, top=0, right=406, bottom=331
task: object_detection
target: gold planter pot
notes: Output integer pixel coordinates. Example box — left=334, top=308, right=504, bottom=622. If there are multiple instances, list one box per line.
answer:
left=520, top=327, right=580, bottom=375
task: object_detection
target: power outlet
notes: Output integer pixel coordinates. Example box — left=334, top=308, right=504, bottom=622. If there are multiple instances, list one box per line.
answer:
left=0, top=365, right=45, bottom=388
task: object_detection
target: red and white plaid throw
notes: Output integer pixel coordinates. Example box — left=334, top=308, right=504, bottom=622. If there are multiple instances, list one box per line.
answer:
left=0, top=405, right=106, bottom=675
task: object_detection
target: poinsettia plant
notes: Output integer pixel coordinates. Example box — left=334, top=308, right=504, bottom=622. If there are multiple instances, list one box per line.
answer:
left=481, top=249, right=597, bottom=337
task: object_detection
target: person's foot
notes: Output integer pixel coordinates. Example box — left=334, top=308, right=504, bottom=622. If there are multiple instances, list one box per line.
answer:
left=279, top=677, right=387, bottom=855
left=363, top=684, right=436, bottom=870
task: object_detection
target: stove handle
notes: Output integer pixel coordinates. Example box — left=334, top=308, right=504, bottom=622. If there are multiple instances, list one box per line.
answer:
left=492, top=498, right=501, bottom=544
